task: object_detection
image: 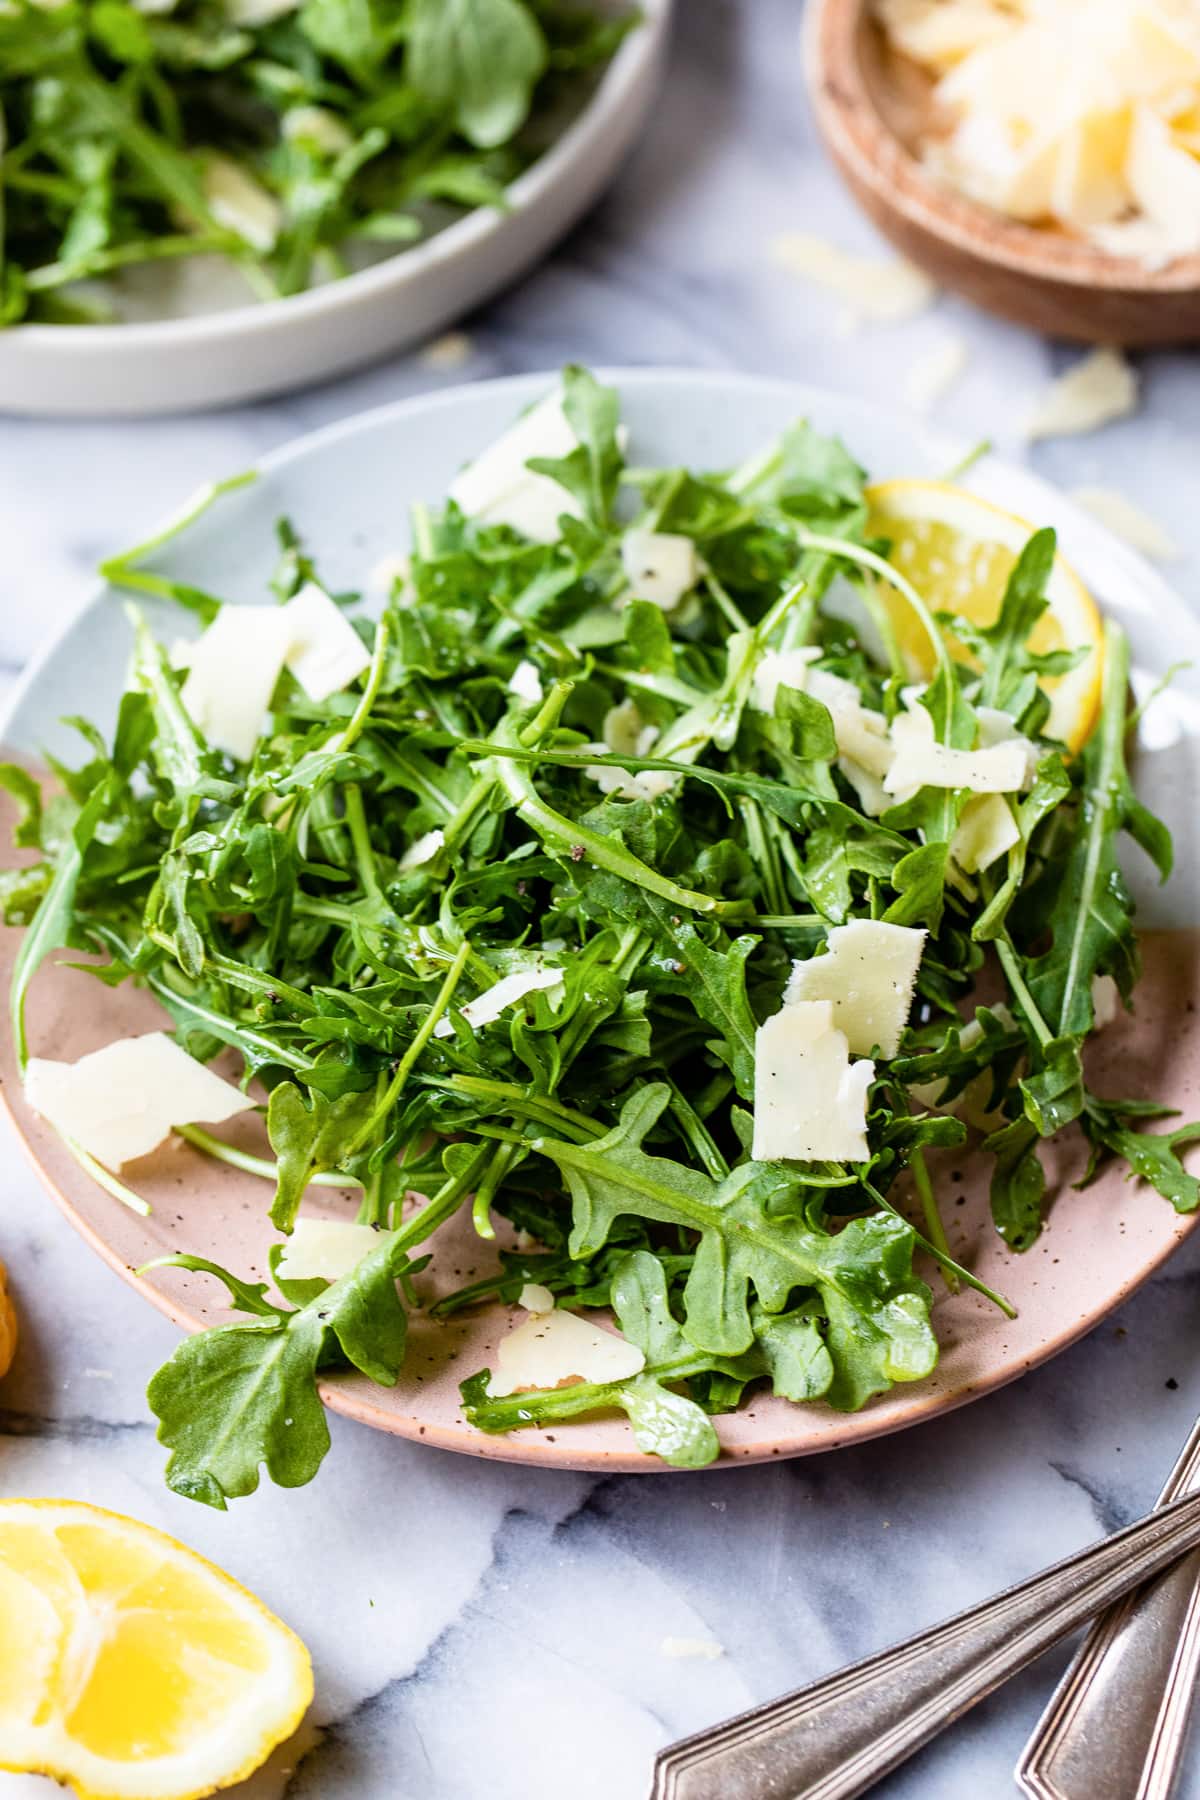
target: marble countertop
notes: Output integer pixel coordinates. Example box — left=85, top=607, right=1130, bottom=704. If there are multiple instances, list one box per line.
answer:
left=4, top=3, right=1200, bottom=1796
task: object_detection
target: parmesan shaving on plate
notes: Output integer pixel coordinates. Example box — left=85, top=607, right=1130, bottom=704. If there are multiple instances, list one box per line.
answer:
left=750, top=647, right=822, bottom=714
left=508, top=659, right=544, bottom=705
left=399, top=828, right=445, bottom=870
left=1069, top=486, right=1180, bottom=560
left=419, top=330, right=473, bottom=371
left=433, top=966, right=564, bottom=1038
left=770, top=233, right=937, bottom=325
left=518, top=1283, right=555, bottom=1314
left=281, top=581, right=371, bottom=702
left=620, top=529, right=700, bottom=612
left=448, top=389, right=580, bottom=543
left=752, top=1001, right=875, bottom=1163
left=660, top=1637, right=725, bottom=1661
left=181, top=605, right=292, bottom=762
left=784, top=920, right=926, bottom=1059
left=487, top=1307, right=645, bottom=1397
left=879, top=0, right=1200, bottom=263
left=884, top=704, right=1028, bottom=799
left=950, top=792, right=1020, bottom=873
left=1092, top=972, right=1122, bottom=1027
left=202, top=154, right=282, bottom=253
left=275, top=1219, right=380, bottom=1284
left=903, top=335, right=969, bottom=414
left=24, top=1032, right=253, bottom=1171
left=1024, top=349, right=1139, bottom=441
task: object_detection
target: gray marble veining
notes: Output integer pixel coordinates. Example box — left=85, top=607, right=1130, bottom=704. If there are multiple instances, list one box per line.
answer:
left=3, top=3, right=1200, bottom=1796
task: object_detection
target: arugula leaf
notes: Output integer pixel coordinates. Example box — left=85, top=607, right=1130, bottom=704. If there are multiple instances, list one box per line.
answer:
left=535, top=1084, right=937, bottom=1404
left=267, top=1081, right=377, bottom=1232
left=147, top=1227, right=410, bottom=1507
left=408, top=0, right=547, bottom=149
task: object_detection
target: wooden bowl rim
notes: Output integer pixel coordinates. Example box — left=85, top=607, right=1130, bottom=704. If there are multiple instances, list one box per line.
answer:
left=805, top=0, right=1200, bottom=299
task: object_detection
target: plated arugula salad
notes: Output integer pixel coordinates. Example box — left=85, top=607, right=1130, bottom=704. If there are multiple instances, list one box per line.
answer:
left=4, top=367, right=1193, bottom=1509
left=0, top=0, right=632, bottom=325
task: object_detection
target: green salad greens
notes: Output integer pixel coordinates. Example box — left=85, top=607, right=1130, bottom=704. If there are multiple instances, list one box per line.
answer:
left=4, top=367, right=1191, bottom=1509
left=0, top=0, right=632, bottom=325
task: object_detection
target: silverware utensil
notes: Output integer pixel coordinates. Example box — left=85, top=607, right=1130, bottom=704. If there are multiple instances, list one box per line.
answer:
left=649, top=1485, right=1200, bottom=1800
left=1017, top=1417, right=1200, bottom=1800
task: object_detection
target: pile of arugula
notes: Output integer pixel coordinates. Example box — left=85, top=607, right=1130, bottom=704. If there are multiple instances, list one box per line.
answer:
left=0, top=0, right=631, bottom=324
left=3, top=367, right=1191, bottom=1508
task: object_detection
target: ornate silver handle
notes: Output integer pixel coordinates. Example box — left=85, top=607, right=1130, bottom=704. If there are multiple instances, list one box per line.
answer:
left=1017, top=1417, right=1200, bottom=1800
left=649, top=1487, right=1200, bottom=1800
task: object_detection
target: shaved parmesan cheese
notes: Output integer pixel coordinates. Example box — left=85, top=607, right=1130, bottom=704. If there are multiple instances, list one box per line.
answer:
left=448, top=390, right=580, bottom=542
left=809, top=670, right=895, bottom=780
left=603, top=698, right=651, bottom=758
left=621, top=529, right=699, bottom=612
left=367, top=554, right=409, bottom=602
left=281, top=106, right=353, bottom=154
left=903, top=335, right=969, bottom=414
left=881, top=2, right=1200, bottom=264
left=1092, top=972, right=1122, bottom=1026
left=508, top=659, right=544, bottom=705
left=419, top=330, right=473, bottom=370
left=181, top=605, right=292, bottom=761
left=750, top=647, right=821, bottom=714
left=951, top=792, right=1020, bottom=873
left=518, top=1282, right=555, bottom=1314
left=275, top=1218, right=380, bottom=1283
left=282, top=582, right=371, bottom=702
left=1025, top=348, right=1139, bottom=442
left=884, top=705, right=1027, bottom=799
left=434, top=966, right=564, bottom=1038
left=771, top=233, right=937, bottom=325
left=753, top=1001, right=875, bottom=1163
left=660, top=1637, right=725, bottom=1660
left=488, top=1307, right=645, bottom=1397
left=399, top=828, right=445, bottom=870
left=1069, top=486, right=1180, bottom=560
left=581, top=701, right=679, bottom=803
left=25, top=1031, right=252, bottom=1171
left=203, top=154, right=281, bottom=253
left=784, top=920, right=926, bottom=1058
left=908, top=1003, right=1017, bottom=1118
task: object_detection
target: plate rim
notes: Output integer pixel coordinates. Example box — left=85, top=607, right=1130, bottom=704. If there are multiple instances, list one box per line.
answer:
left=4, top=366, right=1198, bottom=1473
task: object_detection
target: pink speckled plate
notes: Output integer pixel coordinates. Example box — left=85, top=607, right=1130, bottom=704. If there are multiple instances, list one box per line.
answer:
left=5, top=372, right=1200, bottom=1470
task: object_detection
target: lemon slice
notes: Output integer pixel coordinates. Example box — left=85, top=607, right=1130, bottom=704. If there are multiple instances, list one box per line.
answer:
left=865, top=479, right=1104, bottom=751
left=0, top=1499, right=312, bottom=1800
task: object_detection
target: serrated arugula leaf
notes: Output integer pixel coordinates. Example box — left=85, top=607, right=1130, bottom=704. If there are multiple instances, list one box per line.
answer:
left=535, top=1085, right=936, bottom=1404
left=146, top=1231, right=411, bottom=1507
left=1024, top=621, right=1170, bottom=1041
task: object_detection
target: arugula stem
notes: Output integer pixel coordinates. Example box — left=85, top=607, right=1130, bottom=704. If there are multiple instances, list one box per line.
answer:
left=908, top=1148, right=958, bottom=1293
left=793, top=531, right=953, bottom=704
left=177, top=1123, right=363, bottom=1189
left=65, top=1138, right=152, bottom=1218
left=471, top=1140, right=525, bottom=1240
left=346, top=939, right=471, bottom=1155
left=330, top=618, right=391, bottom=755
left=995, top=936, right=1054, bottom=1050
left=666, top=1078, right=729, bottom=1179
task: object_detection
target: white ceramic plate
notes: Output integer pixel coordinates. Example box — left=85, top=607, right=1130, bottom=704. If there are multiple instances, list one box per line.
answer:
left=0, top=3, right=669, bottom=419
left=4, top=369, right=1200, bottom=1473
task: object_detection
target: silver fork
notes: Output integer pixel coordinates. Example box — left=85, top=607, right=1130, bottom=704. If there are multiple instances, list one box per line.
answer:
left=649, top=1482, right=1200, bottom=1800
left=1016, top=1416, right=1200, bottom=1800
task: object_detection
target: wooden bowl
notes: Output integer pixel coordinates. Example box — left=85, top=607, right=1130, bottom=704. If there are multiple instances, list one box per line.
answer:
left=804, top=0, right=1200, bottom=345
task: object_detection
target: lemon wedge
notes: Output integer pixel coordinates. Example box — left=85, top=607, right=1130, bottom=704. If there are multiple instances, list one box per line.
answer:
left=865, top=478, right=1104, bottom=751
left=0, top=1499, right=312, bottom=1800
